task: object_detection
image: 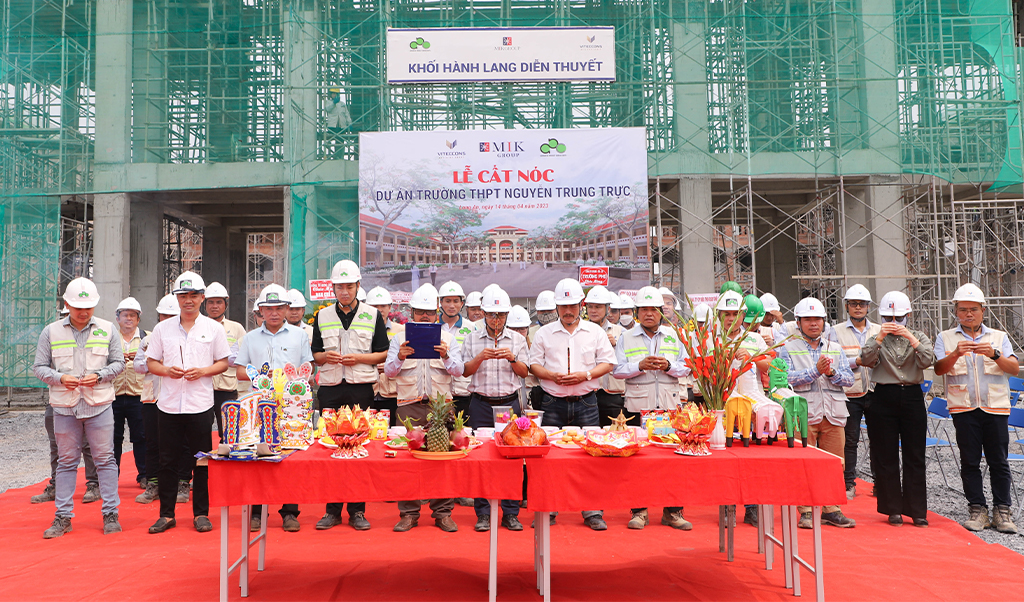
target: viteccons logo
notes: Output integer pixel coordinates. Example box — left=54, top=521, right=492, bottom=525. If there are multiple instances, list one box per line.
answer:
left=409, top=37, right=431, bottom=50
left=580, top=34, right=603, bottom=49
left=438, top=139, right=466, bottom=157
left=479, top=141, right=525, bottom=158
left=539, top=138, right=567, bottom=155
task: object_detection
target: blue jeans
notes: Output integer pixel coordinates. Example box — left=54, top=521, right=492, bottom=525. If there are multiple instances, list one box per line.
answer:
left=468, top=393, right=522, bottom=518
left=540, top=391, right=602, bottom=521
left=53, top=406, right=120, bottom=517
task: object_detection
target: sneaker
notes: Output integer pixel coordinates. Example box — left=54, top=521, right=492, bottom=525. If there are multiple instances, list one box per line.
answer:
left=82, top=482, right=101, bottom=504
left=501, top=515, right=523, bottom=531
left=821, top=510, right=856, bottom=528
left=349, top=512, right=371, bottom=531
left=315, top=513, right=342, bottom=530
left=797, top=512, right=813, bottom=529
left=584, top=516, right=608, bottom=531
left=991, top=505, right=1018, bottom=534
left=43, top=516, right=72, bottom=539
left=250, top=515, right=261, bottom=532
left=661, top=509, right=693, bottom=531
left=31, top=483, right=56, bottom=504
left=743, top=506, right=758, bottom=527
left=888, top=514, right=903, bottom=526
left=393, top=515, right=418, bottom=532
left=963, top=504, right=990, bottom=532
left=194, top=516, right=213, bottom=532
left=456, top=497, right=475, bottom=506
left=435, top=516, right=458, bottom=532
left=176, top=481, right=190, bottom=504
left=846, top=484, right=856, bottom=500
left=103, top=512, right=122, bottom=535
left=474, top=514, right=491, bottom=532
left=627, top=510, right=649, bottom=530
left=282, top=514, right=300, bottom=532
left=135, top=481, right=159, bottom=504
left=148, top=517, right=176, bottom=534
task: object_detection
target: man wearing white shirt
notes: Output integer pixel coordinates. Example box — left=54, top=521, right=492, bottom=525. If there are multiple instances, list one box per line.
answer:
left=529, top=278, right=615, bottom=531
left=145, top=272, right=230, bottom=534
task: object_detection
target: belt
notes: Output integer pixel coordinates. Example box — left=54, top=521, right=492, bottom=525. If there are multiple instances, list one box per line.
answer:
left=875, top=383, right=921, bottom=389
left=474, top=392, right=519, bottom=405
left=555, top=393, right=595, bottom=403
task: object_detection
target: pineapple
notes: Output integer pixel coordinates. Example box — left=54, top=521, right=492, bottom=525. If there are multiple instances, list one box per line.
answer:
left=425, top=394, right=454, bottom=452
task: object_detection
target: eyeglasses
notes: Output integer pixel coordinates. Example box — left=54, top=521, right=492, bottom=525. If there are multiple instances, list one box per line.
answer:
left=484, top=313, right=507, bottom=321
left=955, top=306, right=982, bottom=314
left=881, top=315, right=906, bottom=322
left=846, top=301, right=869, bottom=308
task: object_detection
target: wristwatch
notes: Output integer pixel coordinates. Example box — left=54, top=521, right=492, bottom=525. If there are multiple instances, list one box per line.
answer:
left=586, top=370, right=593, bottom=381
left=991, top=349, right=1001, bottom=361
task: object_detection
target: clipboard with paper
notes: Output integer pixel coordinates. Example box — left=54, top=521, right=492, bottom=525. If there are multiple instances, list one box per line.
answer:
left=405, top=323, right=442, bottom=359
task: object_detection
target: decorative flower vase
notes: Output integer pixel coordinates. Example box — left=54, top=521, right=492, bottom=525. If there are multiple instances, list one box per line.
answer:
left=710, top=409, right=727, bottom=450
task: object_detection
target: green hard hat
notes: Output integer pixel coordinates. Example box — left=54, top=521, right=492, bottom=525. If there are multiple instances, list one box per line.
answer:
left=742, top=294, right=765, bottom=324
left=720, top=281, right=743, bottom=295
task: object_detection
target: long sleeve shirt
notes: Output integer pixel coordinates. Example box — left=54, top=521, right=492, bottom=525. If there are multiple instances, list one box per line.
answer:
left=612, top=326, right=690, bottom=380
left=777, top=338, right=855, bottom=390
left=33, top=317, right=125, bottom=418
left=860, top=328, right=935, bottom=385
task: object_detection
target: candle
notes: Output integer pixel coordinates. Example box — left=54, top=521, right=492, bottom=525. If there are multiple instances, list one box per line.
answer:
left=567, top=345, right=571, bottom=373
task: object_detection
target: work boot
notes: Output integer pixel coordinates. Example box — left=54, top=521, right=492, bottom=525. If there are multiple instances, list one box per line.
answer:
left=584, top=516, right=608, bottom=531
left=82, top=482, right=101, bottom=504
left=393, top=515, right=418, bottom=532
left=137, top=477, right=148, bottom=490
left=846, top=484, right=856, bottom=500
left=315, top=514, right=342, bottom=530
left=501, top=515, right=523, bottom=531
left=661, top=509, right=692, bottom=531
left=821, top=510, right=856, bottom=528
left=435, top=516, right=458, bottom=532
left=176, top=481, right=190, bottom=504
left=103, top=512, right=122, bottom=534
left=250, top=515, right=261, bottom=532
left=474, top=514, right=491, bottom=532
left=797, top=512, right=813, bottom=529
left=31, top=483, right=56, bottom=504
left=349, top=512, right=371, bottom=531
left=456, top=497, right=474, bottom=506
left=627, top=509, right=649, bottom=530
left=963, top=504, right=990, bottom=532
left=136, top=481, right=159, bottom=504
left=991, top=505, right=1018, bottom=534
left=282, top=514, right=300, bottom=532
left=743, top=506, right=758, bottom=527
left=43, top=516, right=72, bottom=539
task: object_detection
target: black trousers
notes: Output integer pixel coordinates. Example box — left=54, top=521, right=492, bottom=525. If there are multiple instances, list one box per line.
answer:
left=213, top=389, right=238, bottom=441
left=157, top=408, right=214, bottom=519
left=953, top=408, right=1012, bottom=508
left=319, top=382, right=372, bottom=517
left=372, top=395, right=399, bottom=427
left=865, top=384, right=927, bottom=519
left=843, top=392, right=874, bottom=487
left=596, top=390, right=625, bottom=428
left=454, top=394, right=472, bottom=424
left=142, top=403, right=191, bottom=484
left=113, top=394, right=146, bottom=481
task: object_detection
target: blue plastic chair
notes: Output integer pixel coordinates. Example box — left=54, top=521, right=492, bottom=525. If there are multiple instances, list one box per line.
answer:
left=1009, top=376, right=1024, bottom=393
left=921, top=380, right=933, bottom=395
left=925, top=397, right=962, bottom=492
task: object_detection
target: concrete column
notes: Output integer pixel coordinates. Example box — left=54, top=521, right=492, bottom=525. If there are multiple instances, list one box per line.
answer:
left=93, top=194, right=131, bottom=321
left=283, top=10, right=319, bottom=168
left=131, top=1, right=167, bottom=163
left=754, top=212, right=800, bottom=311
left=202, top=226, right=230, bottom=288
left=859, top=177, right=907, bottom=301
left=673, top=22, right=710, bottom=159
left=860, top=0, right=900, bottom=166
left=227, top=231, right=248, bottom=324
left=129, top=199, right=163, bottom=330
left=677, top=176, right=715, bottom=297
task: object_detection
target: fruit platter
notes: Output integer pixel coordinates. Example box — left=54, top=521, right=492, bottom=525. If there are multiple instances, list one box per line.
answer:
left=403, top=394, right=474, bottom=459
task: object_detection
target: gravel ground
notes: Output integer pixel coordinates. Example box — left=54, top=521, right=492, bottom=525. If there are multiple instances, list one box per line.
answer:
left=2, top=407, right=1022, bottom=554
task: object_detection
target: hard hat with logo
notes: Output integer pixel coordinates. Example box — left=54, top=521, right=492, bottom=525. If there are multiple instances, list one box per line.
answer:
left=366, top=286, right=393, bottom=306
left=288, top=288, right=307, bottom=309
left=410, top=283, right=439, bottom=311
left=633, top=286, right=665, bottom=308
left=482, top=287, right=512, bottom=313
left=438, top=281, right=465, bottom=299
left=878, top=291, right=912, bottom=316
left=693, top=303, right=712, bottom=322
left=794, top=297, right=827, bottom=318
left=743, top=294, right=765, bottom=324
left=63, top=277, right=100, bottom=309
left=205, top=282, right=229, bottom=299
left=257, top=284, right=291, bottom=307
left=156, top=294, right=181, bottom=316
left=535, top=290, right=556, bottom=311
left=507, top=305, right=531, bottom=328
left=715, top=290, right=744, bottom=312
left=116, top=297, right=143, bottom=316
left=843, top=284, right=872, bottom=303
left=611, top=293, right=634, bottom=310
left=330, top=259, right=361, bottom=284
left=172, top=271, right=206, bottom=294
left=357, top=286, right=366, bottom=302
left=952, top=283, right=985, bottom=305
left=720, top=281, right=743, bottom=295
left=466, top=291, right=483, bottom=307
left=554, top=278, right=585, bottom=305
left=585, top=285, right=616, bottom=305
left=759, top=292, right=780, bottom=313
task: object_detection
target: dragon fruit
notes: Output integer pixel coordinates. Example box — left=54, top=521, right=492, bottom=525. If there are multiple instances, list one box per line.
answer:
left=450, top=411, right=469, bottom=450
left=401, top=416, right=426, bottom=450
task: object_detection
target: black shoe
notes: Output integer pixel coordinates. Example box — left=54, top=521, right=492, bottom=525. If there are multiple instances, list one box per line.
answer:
left=743, top=507, right=758, bottom=527
left=502, top=515, right=524, bottom=531
left=349, top=512, right=370, bottom=531
left=912, top=517, right=928, bottom=528
left=888, top=514, right=903, bottom=526
left=149, top=517, right=176, bottom=534
left=474, top=515, right=491, bottom=532
left=282, top=514, right=301, bottom=532
left=315, top=513, right=342, bottom=530
left=584, top=516, right=608, bottom=531
left=194, top=516, right=213, bottom=532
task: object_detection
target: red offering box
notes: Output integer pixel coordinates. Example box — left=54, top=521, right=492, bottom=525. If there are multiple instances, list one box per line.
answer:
left=493, top=438, right=552, bottom=458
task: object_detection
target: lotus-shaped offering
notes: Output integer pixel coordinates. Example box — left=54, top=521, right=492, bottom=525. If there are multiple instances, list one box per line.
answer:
left=670, top=403, right=718, bottom=456
left=320, top=405, right=371, bottom=459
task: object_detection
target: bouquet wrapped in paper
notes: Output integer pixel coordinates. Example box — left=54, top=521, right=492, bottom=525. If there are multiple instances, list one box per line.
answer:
left=670, top=402, right=717, bottom=456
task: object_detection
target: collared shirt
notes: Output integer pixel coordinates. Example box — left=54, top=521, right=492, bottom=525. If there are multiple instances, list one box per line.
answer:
left=33, top=316, right=125, bottom=418
left=933, top=324, right=1017, bottom=361
left=777, top=337, right=855, bottom=390
left=382, top=330, right=463, bottom=379
left=113, top=327, right=145, bottom=396
left=860, top=327, right=935, bottom=385
left=612, top=325, right=691, bottom=380
left=236, top=323, right=314, bottom=372
left=460, top=327, right=529, bottom=397
left=145, top=314, right=231, bottom=414
left=827, top=318, right=875, bottom=369
left=529, top=318, right=616, bottom=398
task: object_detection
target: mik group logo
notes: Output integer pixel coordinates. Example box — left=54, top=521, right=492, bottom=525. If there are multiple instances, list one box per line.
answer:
left=479, top=141, right=525, bottom=157
left=503, top=37, right=513, bottom=46
left=539, top=138, right=567, bottom=154
left=409, top=37, right=431, bottom=50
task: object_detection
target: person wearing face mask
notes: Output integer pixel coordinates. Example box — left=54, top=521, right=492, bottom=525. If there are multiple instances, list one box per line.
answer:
left=613, top=293, right=634, bottom=328
left=859, top=291, right=935, bottom=528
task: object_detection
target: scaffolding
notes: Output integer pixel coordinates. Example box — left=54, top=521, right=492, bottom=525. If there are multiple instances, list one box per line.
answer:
left=248, top=232, right=287, bottom=329
left=162, top=217, right=203, bottom=294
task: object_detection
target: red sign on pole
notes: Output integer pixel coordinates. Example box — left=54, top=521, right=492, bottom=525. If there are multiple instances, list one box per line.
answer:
left=578, top=266, right=610, bottom=287
left=308, top=279, right=335, bottom=301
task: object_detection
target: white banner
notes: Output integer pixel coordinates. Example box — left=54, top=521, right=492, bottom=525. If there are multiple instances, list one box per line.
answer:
left=387, top=27, right=616, bottom=84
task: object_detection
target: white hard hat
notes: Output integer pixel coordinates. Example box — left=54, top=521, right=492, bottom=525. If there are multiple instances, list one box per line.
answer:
left=952, top=283, right=985, bottom=305
left=410, top=283, right=439, bottom=311
left=116, top=297, right=143, bottom=315
left=466, top=291, right=483, bottom=307
left=611, top=293, right=634, bottom=310
left=482, top=287, right=512, bottom=313
left=633, top=286, right=664, bottom=308
left=657, top=287, right=676, bottom=301
left=437, top=281, right=465, bottom=299
left=507, top=305, right=531, bottom=328
left=759, top=292, right=780, bottom=313
left=843, top=284, right=872, bottom=303
left=330, top=259, right=361, bottom=284
left=878, top=291, right=912, bottom=317
left=535, top=290, right=556, bottom=311
left=794, top=297, right=827, bottom=318
left=715, top=290, right=744, bottom=312
left=366, top=286, right=392, bottom=306
left=63, top=278, right=100, bottom=309
left=257, top=283, right=291, bottom=307
left=157, top=294, right=181, bottom=316
left=585, top=285, right=616, bottom=305
left=288, top=288, right=306, bottom=308
left=357, top=286, right=367, bottom=302
left=205, top=282, right=229, bottom=299
left=482, top=283, right=502, bottom=297
left=554, top=278, right=585, bottom=305
left=252, top=299, right=261, bottom=313
left=172, top=271, right=206, bottom=294
left=693, top=303, right=712, bottom=322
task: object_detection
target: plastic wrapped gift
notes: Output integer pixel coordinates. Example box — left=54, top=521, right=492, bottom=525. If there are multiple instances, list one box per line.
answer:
left=669, top=403, right=717, bottom=456
left=580, top=429, right=643, bottom=457
left=237, top=391, right=262, bottom=449
left=220, top=399, right=242, bottom=448
left=256, top=399, right=281, bottom=455
left=368, top=410, right=390, bottom=440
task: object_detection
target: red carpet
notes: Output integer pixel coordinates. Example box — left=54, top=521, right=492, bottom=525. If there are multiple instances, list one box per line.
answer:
left=2, top=453, right=1023, bottom=601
